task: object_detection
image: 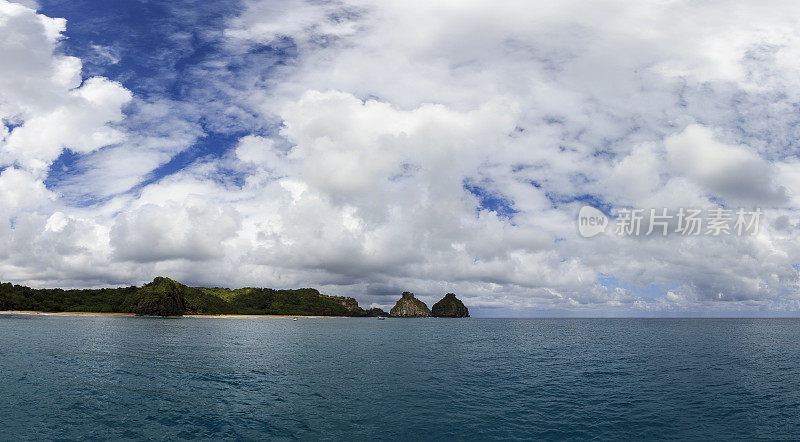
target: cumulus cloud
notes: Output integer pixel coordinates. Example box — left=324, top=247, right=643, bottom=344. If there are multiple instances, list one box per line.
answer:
left=0, top=1, right=132, bottom=174
left=3, top=0, right=800, bottom=315
left=212, top=0, right=800, bottom=312
left=0, top=167, right=52, bottom=213
left=110, top=201, right=241, bottom=263
left=665, top=124, right=787, bottom=205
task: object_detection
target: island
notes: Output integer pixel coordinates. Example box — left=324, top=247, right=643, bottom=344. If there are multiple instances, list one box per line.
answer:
left=389, top=292, right=470, bottom=318
left=0, top=277, right=473, bottom=318
left=389, top=292, right=432, bottom=317
left=431, top=293, right=470, bottom=317
left=0, top=277, right=390, bottom=317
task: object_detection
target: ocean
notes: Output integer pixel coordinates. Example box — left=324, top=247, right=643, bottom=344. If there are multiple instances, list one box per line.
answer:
left=1, top=315, right=799, bottom=440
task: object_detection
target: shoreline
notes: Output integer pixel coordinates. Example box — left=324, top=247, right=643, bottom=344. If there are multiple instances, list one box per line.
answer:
left=0, top=311, right=135, bottom=317
left=0, top=311, right=338, bottom=319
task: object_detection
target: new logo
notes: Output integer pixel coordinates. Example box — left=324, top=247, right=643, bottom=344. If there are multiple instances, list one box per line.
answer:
left=577, top=205, right=608, bottom=238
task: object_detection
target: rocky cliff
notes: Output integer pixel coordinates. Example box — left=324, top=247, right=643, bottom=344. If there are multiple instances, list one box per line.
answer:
left=322, top=294, right=389, bottom=317
left=431, top=293, right=469, bottom=318
left=390, top=292, right=431, bottom=317
left=322, top=295, right=361, bottom=312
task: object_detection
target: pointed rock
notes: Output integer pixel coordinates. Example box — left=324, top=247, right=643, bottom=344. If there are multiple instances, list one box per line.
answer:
left=431, top=293, right=470, bottom=318
left=390, top=292, right=431, bottom=317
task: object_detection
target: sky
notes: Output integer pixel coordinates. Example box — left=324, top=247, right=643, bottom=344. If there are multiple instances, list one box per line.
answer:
left=2, top=0, right=800, bottom=316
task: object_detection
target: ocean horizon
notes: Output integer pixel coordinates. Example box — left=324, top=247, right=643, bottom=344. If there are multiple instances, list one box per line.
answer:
left=4, top=0, right=800, bottom=439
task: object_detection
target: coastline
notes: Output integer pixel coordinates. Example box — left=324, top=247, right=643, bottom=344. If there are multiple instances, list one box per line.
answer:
left=0, top=277, right=386, bottom=318
left=0, top=311, right=135, bottom=317
left=0, top=311, right=337, bottom=319
left=184, top=314, right=334, bottom=319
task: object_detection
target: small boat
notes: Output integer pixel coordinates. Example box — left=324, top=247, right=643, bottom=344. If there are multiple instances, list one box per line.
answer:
left=377, top=316, right=386, bottom=320
left=293, top=318, right=298, bottom=321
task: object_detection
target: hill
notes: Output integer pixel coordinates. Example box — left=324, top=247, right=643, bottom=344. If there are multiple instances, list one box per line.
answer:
left=0, top=277, right=389, bottom=317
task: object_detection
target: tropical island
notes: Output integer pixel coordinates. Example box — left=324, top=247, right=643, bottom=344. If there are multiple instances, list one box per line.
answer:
left=0, top=277, right=469, bottom=318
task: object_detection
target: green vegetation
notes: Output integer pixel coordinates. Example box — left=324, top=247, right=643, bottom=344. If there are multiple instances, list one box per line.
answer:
left=0, top=277, right=389, bottom=317
left=431, top=293, right=470, bottom=318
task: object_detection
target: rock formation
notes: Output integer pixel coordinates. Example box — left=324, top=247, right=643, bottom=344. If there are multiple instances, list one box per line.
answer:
left=322, top=294, right=361, bottom=312
left=431, top=293, right=470, bottom=318
left=390, top=292, right=431, bottom=317
left=364, top=307, right=390, bottom=317
left=322, top=294, right=389, bottom=316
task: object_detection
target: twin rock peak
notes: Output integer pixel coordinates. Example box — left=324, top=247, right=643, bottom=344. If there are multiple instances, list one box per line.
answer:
left=389, top=291, right=469, bottom=318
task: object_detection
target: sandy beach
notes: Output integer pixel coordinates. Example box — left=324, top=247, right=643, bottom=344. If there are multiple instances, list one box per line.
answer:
left=0, top=311, right=334, bottom=319
left=0, top=311, right=135, bottom=317
left=184, top=314, right=332, bottom=319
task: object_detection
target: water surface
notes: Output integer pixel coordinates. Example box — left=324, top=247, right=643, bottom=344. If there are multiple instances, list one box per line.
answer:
left=1, top=316, right=799, bottom=440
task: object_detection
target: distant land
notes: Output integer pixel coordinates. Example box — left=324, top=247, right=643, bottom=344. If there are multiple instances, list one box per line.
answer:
left=0, top=277, right=469, bottom=318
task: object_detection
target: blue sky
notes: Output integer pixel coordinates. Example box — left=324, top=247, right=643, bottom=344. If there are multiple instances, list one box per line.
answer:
left=2, top=0, right=800, bottom=316
left=39, top=0, right=265, bottom=200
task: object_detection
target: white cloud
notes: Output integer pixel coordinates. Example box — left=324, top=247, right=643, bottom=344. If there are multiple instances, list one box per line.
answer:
left=0, top=167, right=52, bottom=213
left=110, top=200, right=242, bottom=263
left=280, top=90, right=518, bottom=203
left=3, top=0, right=800, bottom=315
left=665, top=124, right=787, bottom=205
left=0, top=0, right=132, bottom=174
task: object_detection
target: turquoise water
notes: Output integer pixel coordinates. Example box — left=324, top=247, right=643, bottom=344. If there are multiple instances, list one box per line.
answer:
left=2, top=316, right=800, bottom=440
